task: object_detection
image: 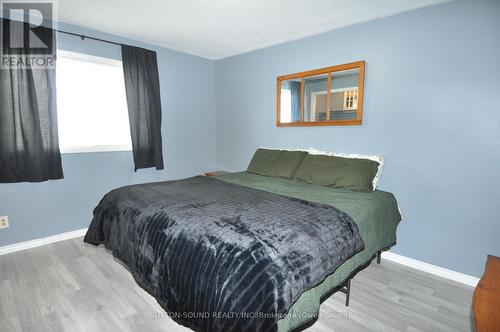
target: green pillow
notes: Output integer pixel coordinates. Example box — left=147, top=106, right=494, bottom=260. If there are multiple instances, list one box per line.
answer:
left=294, top=154, right=379, bottom=192
left=247, top=149, right=307, bottom=179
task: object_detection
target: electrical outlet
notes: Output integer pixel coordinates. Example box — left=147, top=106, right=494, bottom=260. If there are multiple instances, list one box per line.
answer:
left=0, top=216, right=9, bottom=229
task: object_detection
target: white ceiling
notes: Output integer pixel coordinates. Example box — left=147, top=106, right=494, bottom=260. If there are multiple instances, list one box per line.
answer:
left=55, top=0, right=448, bottom=60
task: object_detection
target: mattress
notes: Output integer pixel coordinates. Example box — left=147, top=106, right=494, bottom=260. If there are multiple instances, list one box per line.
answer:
left=215, top=172, right=401, bottom=332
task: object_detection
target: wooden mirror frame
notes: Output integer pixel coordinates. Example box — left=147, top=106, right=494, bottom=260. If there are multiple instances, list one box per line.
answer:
left=276, top=61, right=365, bottom=127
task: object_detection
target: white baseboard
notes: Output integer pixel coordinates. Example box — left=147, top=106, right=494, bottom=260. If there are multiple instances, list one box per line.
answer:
left=0, top=229, right=479, bottom=287
left=0, top=228, right=88, bottom=256
left=382, top=251, right=479, bottom=287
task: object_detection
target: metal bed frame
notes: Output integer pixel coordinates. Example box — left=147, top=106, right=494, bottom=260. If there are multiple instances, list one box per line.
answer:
left=338, top=250, right=382, bottom=306
left=291, top=249, right=385, bottom=332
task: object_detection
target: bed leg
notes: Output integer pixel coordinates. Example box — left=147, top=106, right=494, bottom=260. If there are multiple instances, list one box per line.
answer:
left=377, top=251, right=381, bottom=264
left=338, top=277, right=352, bottom=306
left=345, top=277, right=351, bottom=307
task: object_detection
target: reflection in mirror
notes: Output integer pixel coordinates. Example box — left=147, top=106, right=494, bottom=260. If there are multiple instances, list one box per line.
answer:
left=330, top=68, right=359, bottom=121
left=280, top=79, right=301, bottom=123
left=305, top=73, right=328, bottom=122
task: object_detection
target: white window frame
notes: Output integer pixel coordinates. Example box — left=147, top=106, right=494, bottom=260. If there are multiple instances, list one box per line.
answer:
left=60, top=145, right=132, bottom=154
left=57, top=50, right=132, bottom=154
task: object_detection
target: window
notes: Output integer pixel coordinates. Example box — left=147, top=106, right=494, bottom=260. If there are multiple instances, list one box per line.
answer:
left=280, top=84, right=292, bottom=123
left=56, top=50, right=132, bottom=153
left=343, top=88, right=358, bottom=110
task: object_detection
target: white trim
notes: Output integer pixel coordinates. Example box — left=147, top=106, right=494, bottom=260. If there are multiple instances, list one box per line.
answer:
left=0, top=228, right=479, bottom=287
left=382, top=251, right=479, bottom=287
left=57, top=49, right=122, bottom=67
left=60, top=145, right=132, bottom=154
left=0, top=228, right=88, bottom=256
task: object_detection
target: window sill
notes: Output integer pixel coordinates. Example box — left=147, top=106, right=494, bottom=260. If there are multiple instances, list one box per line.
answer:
left=60, top=145, right=132, bottom=154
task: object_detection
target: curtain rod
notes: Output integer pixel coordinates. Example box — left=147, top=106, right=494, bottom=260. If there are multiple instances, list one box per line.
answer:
left=55, top=29, right=127, bottom=48
left=2, top=17, right=139, bottom=49
left=0, top=17, right=131, bottom=47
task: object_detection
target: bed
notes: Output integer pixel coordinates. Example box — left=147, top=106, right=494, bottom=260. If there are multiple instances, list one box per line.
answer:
left=216, top=172, right=401, bottom=331
left=84, top=168, right=400, bottom=332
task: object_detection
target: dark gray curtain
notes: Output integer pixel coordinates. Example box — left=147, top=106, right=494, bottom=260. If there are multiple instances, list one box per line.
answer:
left=121, top=45, right=164, bottom=171
left=290, top=81, right=301, bottom=122
left=0, top=19, right=63, bottom=183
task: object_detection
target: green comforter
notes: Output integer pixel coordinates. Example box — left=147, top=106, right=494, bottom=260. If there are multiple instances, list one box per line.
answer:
left=216, top=172, right=401, bottom=331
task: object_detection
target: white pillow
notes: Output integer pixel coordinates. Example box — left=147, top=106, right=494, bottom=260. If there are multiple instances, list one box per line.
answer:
left=307, top=148, right=384, bottom=191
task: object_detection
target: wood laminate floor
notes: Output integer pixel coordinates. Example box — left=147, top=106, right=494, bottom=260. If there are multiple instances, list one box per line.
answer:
left=0, top=237, right=474, bottom=332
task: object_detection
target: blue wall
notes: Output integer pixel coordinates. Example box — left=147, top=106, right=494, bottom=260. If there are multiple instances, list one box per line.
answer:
left=0, top=22, right=216, bottom=246
left=215, top=0, right=500, bottom=277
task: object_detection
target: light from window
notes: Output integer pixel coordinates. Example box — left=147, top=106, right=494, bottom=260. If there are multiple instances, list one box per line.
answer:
left=56, top=51, right=132, bottom=153
left=280, top=88, right=292, bottom=123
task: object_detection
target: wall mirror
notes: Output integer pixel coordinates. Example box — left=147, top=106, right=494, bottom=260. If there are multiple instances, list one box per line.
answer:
left=277, top=61, right=365, bottom=127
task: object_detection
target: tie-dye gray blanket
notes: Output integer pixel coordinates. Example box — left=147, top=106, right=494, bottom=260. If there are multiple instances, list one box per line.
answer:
left=84, top=176, right=364, bottom=331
